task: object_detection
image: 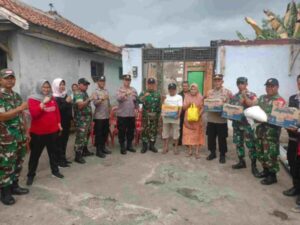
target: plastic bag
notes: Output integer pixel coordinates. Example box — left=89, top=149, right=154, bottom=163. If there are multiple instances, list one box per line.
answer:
left=187, top=103, right=199, bottom=122
left=244, top=106, right=268, bottom=123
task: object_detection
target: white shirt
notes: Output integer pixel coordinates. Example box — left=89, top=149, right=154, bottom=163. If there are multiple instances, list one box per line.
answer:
left=163, top=94, right=183, bottom=124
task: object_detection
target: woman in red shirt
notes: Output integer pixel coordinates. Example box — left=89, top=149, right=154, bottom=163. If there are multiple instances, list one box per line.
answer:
left=27, top=79, right=64, bottom=185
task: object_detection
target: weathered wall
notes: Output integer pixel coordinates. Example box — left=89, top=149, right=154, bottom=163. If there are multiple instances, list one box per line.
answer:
left=122, top=47, right=143, bottom=94
left=7, top=32, right=122, bottom=104
left=216, top=44, right=299, bottom=100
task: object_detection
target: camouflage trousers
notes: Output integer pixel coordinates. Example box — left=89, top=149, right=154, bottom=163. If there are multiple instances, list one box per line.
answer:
left=74, top=120, right=91, bottom=153
left=232, top=123, right=256, bottom=160
left=141, top=113, right=159, bottom=143
left=0, top=140, right=26, bottom=188
left=255, top=123, right=281, bottom=173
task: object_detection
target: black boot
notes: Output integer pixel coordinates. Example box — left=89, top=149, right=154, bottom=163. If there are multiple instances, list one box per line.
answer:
left=255, top=168, right=269, bottom=179
left=141, top=142, right=148, bottom=154
left=232, top=157, right=246, bottom=169
left=207, top=152, right=216, bottom=161
left=283, top=187, right=299, bottom=197
left=120, top=143, right=127, bottom=155
left=82, top=146, right=94, bottom=157
left=102, top=146, right=112, bottom=154
left=11, top=180, right=29, bottom=195
left=127, top=143, right=136, bottom=153
left=219, top=155, right=226, bottom=164
left=96, top=145, right=106, bottom=158
left=261, top=172, right=277, bottom=185
left=75, top=151, right=86, bottom=164
left=1, top=186, right=15, bottom=205
left=251, top=159, right=260, bottom=177
left=149, top=141, right=158, bottom=153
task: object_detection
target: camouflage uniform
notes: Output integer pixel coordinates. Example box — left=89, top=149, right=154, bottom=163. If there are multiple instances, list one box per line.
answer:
left=255, top=94, right=285, bottom=173
left=230, top=90, right=257, bottom=160
left=138, top=90, right=161, bottom=143
left=0, top=89, right=27, bottom=188
left=73, top=91, right=92, bottom=154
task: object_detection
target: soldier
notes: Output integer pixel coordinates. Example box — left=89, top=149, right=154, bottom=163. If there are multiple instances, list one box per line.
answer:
left=206, top=74, right=232, bottom=164
left=230, top=77, right=259, bottom=176
left=255, top=78, right=285, bottom=185
left=73, top=78, right=94, bottom=164
left=116, top=74, right=138, bottom=155
left=0, top=69, right=29, bottom=205
left=138, top=78, right=161, bottom=153
left=93, top=76, right=111, bottom=158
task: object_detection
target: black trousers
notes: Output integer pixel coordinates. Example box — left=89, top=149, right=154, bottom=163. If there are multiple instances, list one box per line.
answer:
left=117, top=117, right=135, bottom=145
left=28, top=132, right=59, bottom=178
left=206, top=122, right=228, bottom=156
left=287, top=140, right=300, bottom=191
left=56, top=119, right=71, bottom=162
left=94, top=119, right=110, bottom=147
left=178, top=110, right=185, bottom=145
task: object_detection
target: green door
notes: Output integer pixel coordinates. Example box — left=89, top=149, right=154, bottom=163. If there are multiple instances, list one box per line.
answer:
left=187, top=71, right=204, bottom=94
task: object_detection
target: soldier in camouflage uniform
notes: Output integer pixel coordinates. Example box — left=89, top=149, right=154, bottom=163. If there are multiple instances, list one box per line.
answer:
left=0, top=69, right=29, bottom=206
left=255, top=78, right=286, bottom=185
left=230, top=77, right=259, bottom=176
left=138, top=78, right=161, bottom=153
left=73, top=78, right=94, bottom=164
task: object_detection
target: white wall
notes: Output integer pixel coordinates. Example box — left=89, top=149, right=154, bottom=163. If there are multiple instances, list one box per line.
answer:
left=216, top=44, right=299, bottom=101
left=8, top=33, right=122, bottom=104
left=122, top=47, right=143, bottom=94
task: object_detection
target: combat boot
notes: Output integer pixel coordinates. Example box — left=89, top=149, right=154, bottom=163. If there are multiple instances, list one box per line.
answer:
left=141, top=142, right=148, bottom=154
left=232, top=157, right=246, bottom=169
left=75, top=151, right=86, bottom=164
left=96, top=145, right=106, bottom=158
left=127, top=142, right=136, bottom=153
left=251, top=159, right=260, bottom=177
left=207, top=152, right=217, bottom=161
left=82, top=146, right=94, bottom=157
left=261, top=172, right=277, bottom=185
left=120, top=143, right=127, bottom=155
left=1, top=186, right=15, bottom=205
left=149, top=141, right=158, bottom=153
left=255, top=168, right=269, bottom=179
left=11, top=180, right=29, bottom=195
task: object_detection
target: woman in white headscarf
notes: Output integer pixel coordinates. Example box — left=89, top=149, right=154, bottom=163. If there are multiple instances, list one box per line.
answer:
left=52, top=78, right=73, bottom=167
left=27, top=79, right=64, bottom=186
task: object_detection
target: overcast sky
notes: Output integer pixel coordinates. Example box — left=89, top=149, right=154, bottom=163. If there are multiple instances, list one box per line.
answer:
left=22, top=0, right=292, bottom=47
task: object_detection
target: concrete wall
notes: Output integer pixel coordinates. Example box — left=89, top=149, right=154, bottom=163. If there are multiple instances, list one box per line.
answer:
left=7, top=32, right=122, bottom=104
left=216, top=44, right=300, bottom=101
left=122, top=47, right=143, bottom=94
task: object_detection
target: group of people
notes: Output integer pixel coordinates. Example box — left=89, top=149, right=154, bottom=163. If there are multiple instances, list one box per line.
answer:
left=0, top=68, right=299, bottom=212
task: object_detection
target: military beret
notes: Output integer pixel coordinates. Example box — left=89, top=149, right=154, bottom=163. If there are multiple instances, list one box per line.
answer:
left=264, top=78, right=279, bottom=86
left=0, top=69, right=15, bottom=78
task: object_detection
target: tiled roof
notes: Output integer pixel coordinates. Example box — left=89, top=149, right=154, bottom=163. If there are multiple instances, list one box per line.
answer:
left=0, top=0, right=121, bottom=54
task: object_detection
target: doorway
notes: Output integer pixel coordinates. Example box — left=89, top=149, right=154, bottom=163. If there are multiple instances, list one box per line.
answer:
left=187, top=71, right=204, bottom=94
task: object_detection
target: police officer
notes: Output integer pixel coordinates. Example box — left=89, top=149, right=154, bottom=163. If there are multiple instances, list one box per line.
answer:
left=138, top=78, right=161, bottom=153
left=0, top=69, right=29, bottom=205
left=93, top=76, right=111, bottom=158
left=230, top=77, right=259, bottom=176
left=73, top=78, right=94, bottom=164
left=206, top=74, right=232, bottom=164
left=255, top=78, right=285, bottom=185
left=116, top=74, right=138, bottom=154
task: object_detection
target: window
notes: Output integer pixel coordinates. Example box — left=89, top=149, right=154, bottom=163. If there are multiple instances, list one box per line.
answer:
left=0, top=48, right=7, bottom=70
left=91, top=61, right=104, bottom=82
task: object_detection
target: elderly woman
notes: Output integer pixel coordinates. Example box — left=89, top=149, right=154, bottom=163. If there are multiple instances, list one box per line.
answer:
left=27, top=80, right=64, bottom=186
left=182, top=83, right=205, bottom=159
left=52, top=78, right=73, bottom=167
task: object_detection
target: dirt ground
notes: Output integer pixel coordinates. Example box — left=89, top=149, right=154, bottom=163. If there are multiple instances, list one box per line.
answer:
left=0, top=130, right=299, bottom=225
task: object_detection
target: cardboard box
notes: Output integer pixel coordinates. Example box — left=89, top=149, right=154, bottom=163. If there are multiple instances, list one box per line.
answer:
left=161, top=104, right=179, bottom=119
left=221, top=103, right=244, bottom=121
left=268, top=105, right=299, bottom=128
left=204, top=98, right=223, bottom=112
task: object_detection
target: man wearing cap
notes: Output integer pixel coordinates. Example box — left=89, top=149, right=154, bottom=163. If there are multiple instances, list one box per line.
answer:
left=73, top=78, right=94, bottom=164
left=206, top=74, right=232, bottom=164
left=138, top=77, right=161, bottom=153
left=116, top=74, right=138, bottom=154
left=230, top=77, right=259, bottom=176
left=255, top=78, right=285, bottom=185
left=0, top=69, right=29, bottom=205
left=93, top=76, right=111, bottom=158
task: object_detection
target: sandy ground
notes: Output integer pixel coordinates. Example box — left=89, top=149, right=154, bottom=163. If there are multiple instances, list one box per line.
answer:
left=0, top=130, right=299, bottom=225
